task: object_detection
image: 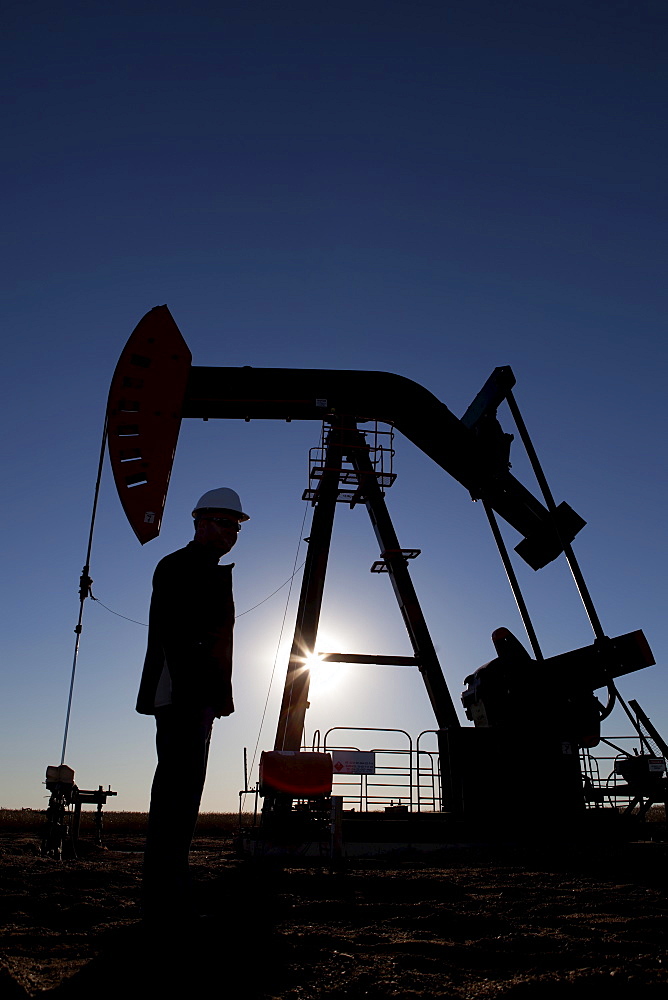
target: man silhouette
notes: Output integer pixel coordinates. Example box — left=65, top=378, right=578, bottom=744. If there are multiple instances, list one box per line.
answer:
left=137, top=487, right=249, bottom=918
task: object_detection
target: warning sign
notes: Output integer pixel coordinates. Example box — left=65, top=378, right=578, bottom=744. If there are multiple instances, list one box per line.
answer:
left=331, top=751, right=376, bottom=775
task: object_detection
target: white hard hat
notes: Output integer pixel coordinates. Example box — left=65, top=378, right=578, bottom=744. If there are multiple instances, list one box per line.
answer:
left=192, top=487, right=250, bottom=520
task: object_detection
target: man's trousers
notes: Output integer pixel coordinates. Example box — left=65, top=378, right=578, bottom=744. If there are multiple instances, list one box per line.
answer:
left=143, top=704, right=216, bottom=905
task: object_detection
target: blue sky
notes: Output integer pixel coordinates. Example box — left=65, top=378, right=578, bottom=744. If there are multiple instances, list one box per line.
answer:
left=1, top=0, right=665, bottom=813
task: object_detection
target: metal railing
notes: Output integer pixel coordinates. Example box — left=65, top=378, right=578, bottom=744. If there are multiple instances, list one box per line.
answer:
left=416, top=730, right=442, bottom=812
left=582, top=737, right=667, bottom=814
left=237, top=727, right=443, bottom=827
left=320, top=726, right=442, bottom=813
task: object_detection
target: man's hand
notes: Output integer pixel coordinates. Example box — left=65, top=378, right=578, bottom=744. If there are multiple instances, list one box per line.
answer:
left=217, top=694, right=235, bottom=717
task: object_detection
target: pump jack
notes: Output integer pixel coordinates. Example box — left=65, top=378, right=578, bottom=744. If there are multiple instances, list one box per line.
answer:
left=107, top=306, right=662, bottom=848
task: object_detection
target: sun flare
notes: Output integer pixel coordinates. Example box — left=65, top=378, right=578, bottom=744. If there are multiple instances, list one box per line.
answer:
left=308, top=656, right=349, bottom=694
left=301, top=634, right=350, bottom=694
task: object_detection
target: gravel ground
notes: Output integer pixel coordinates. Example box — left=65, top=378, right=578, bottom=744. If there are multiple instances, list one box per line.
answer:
left=1, top=834, right=667, bottom=998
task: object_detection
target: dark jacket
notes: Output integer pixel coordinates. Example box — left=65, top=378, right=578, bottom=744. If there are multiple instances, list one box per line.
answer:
left=136, top=542, right=235, bottom=717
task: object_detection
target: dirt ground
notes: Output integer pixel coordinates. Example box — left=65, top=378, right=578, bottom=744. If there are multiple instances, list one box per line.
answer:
left=1, top=832, right=667, bottom=999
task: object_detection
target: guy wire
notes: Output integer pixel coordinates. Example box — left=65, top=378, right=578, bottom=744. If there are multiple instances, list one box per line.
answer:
left=89, top=561, right=308, bottom=626
left=60, top=415, right=108, bottom=765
